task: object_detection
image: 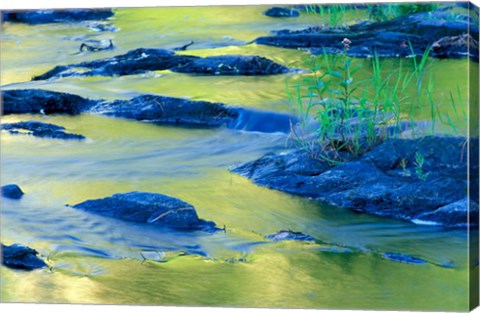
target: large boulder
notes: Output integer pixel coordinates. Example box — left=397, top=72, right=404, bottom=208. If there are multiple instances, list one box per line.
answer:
left=2, top=89, right=97, bottom=115
left=32, top=48, right=291, bottom=80
left=231, top=136, right=479, bottom=228
left=1, top=184, right=24, bottom=200
left=1, top=243, right=47, bottom=270
left=2, top=121, right=85, bottom=140
left=2, top=9, right=114, bottom=24
left=72, top=191, right=217, bottom=231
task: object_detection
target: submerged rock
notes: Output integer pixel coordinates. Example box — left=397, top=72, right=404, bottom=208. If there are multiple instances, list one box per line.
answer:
left=231, top=136, right=479, bottom=228
left=2, top=9, right=114, bottom=24
left=255, top=11, right=479, bottom=60
left=80, top=39, right=114, bottom=52
left=72, top=191, right=217, bottom=231
left=382, top=252, right=428, bottom=265
left=264, top=7, right=300, bottom=18
left=1, top=243, right=47, bottom=270
left=266, top=230, right=316, bottom=242
left=1, top=184, right=24, bottom=200
left=2, top=89, right=97, bottom=115
left=85, top=21, right=118, bottom=32
left=2, top=121, right=86, bottom=140
left=32, top=48, right=290, bottom=80
left=227, top=108, right=297, bottom=133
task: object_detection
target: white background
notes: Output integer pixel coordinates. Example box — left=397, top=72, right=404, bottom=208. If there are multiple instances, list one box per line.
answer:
left=0, top=0, right=479, bottom=313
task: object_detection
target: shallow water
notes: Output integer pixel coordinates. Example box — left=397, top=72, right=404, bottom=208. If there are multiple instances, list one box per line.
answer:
left=0, top=5, right=476, bottom=310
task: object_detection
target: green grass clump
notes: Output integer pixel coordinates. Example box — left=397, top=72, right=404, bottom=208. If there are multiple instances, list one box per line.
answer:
left=368, top=3, right=439, bottom=22
left=287, top=42, right=465, bottom=164
left=303, top=3, right=440, bottom=27
left=303, top=4, right=351, bottom=28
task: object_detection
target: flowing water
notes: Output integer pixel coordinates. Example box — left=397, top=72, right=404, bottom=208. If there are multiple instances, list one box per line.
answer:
left=0, top=5, right=476, bottom=310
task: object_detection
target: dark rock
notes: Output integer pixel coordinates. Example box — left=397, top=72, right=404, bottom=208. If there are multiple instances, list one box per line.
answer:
left=431, top=34, right=479, bottom=61
left=293, top=4, right=367, bottom=12
left=231, top=136, right=478, bottom=227
left=90, top=94, right=238, bottom=128
left=72, top=191, right=217, bottom=231
left=80, top=39, right=114, bottom=52
left=413, top=198, right=479, bottom=228
left=264, top=7, right=300, bottom=18
left=1, top=243, right=47, bottom=270
left=266, top=230, right=316, bottom=242
left=2, top=121, right=85, bottom=140
left=2, top=9, right=114, bottom=24
left=255, top=11, right=479, bottom=60
left=171, top=55, right=290, bottom=75
left=32, top=48, right=290, bottom=80
left=1, top=184, right=24, bottom=199
left=382, top=252, right=428, bottom=265
left=2, top=89, right=97, bottom=115
left=32, top=48, right=197, bottom=80
left=173, top=41, right=194, bottom=51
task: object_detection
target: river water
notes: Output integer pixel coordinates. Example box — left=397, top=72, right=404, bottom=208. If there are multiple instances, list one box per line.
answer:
left=0, top=5, right=475, bottom=310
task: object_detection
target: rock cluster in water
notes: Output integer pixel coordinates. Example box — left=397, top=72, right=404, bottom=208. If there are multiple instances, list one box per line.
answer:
left=231, top=136, right=479, bottom=228
left=72, top=191, right=217, bottom=232
left=256, top=11, right=479, bottom=60
left=2, top=89, right=296, bottom=133
left=2, top=121, right=85, bottom=140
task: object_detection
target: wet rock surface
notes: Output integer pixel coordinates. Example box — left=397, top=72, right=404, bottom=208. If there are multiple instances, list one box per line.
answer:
left=382, top=252, right=428, bottom=265
left=2, top=89, right=97, bottom=115
left=264, top=7, right=300, bottom=18
left=430, top=33, right=479, bottom=60
left=1, top=243, right=47, bottom=270
left=91, top=94, right=238, bottom=128
left=1, top=184, right=24, bottom=200
left=72, top=191, right=218, bottom=231
left=172, top=55, right=290, bottom=75
left=231, top=136, right=479, bottom=227
left=256, top=11, right=479, bottom=60
left=2, top=9, right=114, bottom=25
left=2, top=121, right=86, bottom=140
left=32, top=48, right=291, bottom=80
left=266, top=230, right=316, bottom=242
